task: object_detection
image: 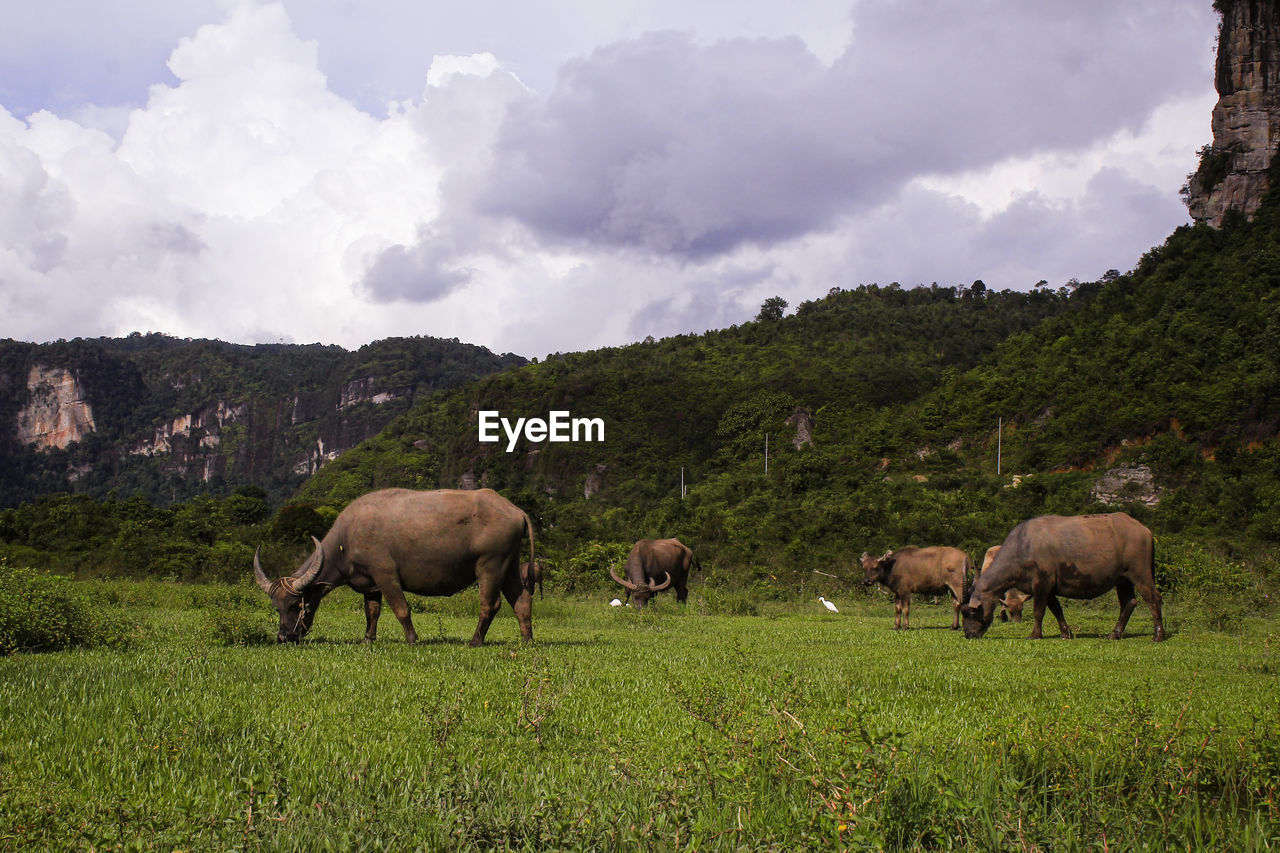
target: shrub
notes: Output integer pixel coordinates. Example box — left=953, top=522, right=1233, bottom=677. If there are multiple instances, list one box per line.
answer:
left=199, top=584, right=275, bottom=646
left=205, top=607, right=274, bottom=646
left=561, top=541, right=632, bottom=593
left=1155, top=537, right=1257, bottom=598
left=0, top=560, right=134, bottom=654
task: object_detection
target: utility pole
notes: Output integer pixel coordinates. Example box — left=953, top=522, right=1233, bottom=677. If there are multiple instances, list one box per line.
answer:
left=997, top=417, right=1002, bottom=476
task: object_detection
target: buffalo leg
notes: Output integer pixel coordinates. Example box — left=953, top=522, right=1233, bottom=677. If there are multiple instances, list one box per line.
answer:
left=362, top=591, right=383, bottom=643
left=676, top=583, right=689, bottom=604
left=501, top=570, right=534, bottom=643
left=1109, top=579, right=1139, bottom=640
left=469, top=564, right=506, bottom=647
left=379, top=579, right=418, bottom=645
left=902, top=595, right=911, bottom=629
left=949, top=584, right=962, bottom=630
left=1029, top=593, right=1046, bottom=639
left=893, top=599, right=903, bottom=630
left=1046, top=594, right=1073, bottom=639
left=1130, top=575, right=1166, bottom=642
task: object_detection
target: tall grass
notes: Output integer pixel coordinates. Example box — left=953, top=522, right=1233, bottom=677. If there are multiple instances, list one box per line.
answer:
left=0, top=584, right=1277, bottom=850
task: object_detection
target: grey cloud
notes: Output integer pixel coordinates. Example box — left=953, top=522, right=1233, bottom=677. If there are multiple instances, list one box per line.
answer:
left=473, top=0, right=1211, bottom=260
left=360, top=228, right=475, bottom=302
left=626, top=263, right=777, bottom=340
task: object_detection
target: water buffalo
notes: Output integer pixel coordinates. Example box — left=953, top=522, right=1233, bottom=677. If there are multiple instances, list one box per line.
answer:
left=609, top=538, right=697, bottom=609
left=961, top=512, right=1165, bottom=641
left=521, top=560, right=546, bottom=599
left=979, top=545, right=1029, bottom=623
left=253, top=488, right=536, bottom=646
left=860, top=546, right=969, bottom=629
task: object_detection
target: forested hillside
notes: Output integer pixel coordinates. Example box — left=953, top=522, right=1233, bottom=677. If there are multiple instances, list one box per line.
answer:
left=5, top=200, right=1280, bottom=602
left=0, top=334, right=525, bottom=506
left=285, top=207, right=1280, bottom=596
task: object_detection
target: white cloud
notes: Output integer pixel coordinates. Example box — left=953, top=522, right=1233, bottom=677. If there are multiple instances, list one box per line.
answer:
left=0, top=0, right=1220, bottom=357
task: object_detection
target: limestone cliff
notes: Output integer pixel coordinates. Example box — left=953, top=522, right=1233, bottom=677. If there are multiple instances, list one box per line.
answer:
left=15, top=366, right=96, bottom=450
left=1186, top=0, right=1280, bottom=226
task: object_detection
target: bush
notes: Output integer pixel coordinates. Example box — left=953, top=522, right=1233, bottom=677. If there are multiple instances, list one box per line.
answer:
left=561, top=541, right=632, bottom=594
left=205, top=607, right=274, bottom=646
left=1155, top=537, right=1257, bottom=598
left=0, top=560, right=134, bottom=654
left=199, top=584, right=275, bottom=645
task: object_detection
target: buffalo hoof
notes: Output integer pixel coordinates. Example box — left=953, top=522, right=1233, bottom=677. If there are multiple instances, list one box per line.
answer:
left=1153, top=629, right=1167, bottom=642
left=1060, top=629, right=1074, bottom=640
left=1029, top=630, right=1042, bottom=639
left=1107, top=630, right=1123, bottom=641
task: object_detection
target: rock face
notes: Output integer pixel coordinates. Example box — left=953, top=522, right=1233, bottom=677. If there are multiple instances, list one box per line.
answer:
left=785, top=407, right=815, bottom=449
left=15, top=366, right=96, bottom=450
left=1186, top=0, right=1280, bottom=226
left=1092, top=465, right=1161, bottom=508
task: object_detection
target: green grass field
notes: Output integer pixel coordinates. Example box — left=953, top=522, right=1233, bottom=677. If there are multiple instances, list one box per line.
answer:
left=1, top=584, right=1278, bottom=851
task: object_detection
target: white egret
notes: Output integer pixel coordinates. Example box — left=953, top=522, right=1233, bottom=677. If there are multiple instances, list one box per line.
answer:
left=819, top=596, right=839, bottom=613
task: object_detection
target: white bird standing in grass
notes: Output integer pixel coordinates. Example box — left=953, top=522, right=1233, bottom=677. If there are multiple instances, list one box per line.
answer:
left=819, top=596, right=839, bottom=613
left=609, top=598, right=623, bottom=607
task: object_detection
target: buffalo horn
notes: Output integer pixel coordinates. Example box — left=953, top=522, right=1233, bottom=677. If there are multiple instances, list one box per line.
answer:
left=609, top=564, right=642, bottom=591
left=291, top=536, right=326, bottom=589
left=253, top=547, right=273, bottom=593
left=648, top=572, right=672, bottom=592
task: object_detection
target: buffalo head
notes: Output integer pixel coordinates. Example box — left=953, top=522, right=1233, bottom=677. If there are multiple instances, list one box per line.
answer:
left=960, top=598, right=997, bottom=638
left=254, top=536, right=326, bottom=643
left=609, top=564, right=671, bottom=610
left=860, top=550, right=895, bottom=585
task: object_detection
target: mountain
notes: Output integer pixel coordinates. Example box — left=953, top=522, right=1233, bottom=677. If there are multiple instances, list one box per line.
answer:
left=1185, top=0, right=1280, bottom=226
left=0, top=333, right=525, bottom=507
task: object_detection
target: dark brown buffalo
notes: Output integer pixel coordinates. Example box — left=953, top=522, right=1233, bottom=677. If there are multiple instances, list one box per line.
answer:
left=609, top=538, right=697, bottom=609
left=979, top=545, right=1029, bottom=622
left=961, top=512, right=1165, bottom=641
left=254, top=488, right=535, bottom=646
left=860, top=546, right=969, bottom=629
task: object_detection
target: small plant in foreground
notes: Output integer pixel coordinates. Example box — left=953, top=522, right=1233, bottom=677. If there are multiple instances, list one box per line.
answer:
left=0, top=559, right=133, bottom=654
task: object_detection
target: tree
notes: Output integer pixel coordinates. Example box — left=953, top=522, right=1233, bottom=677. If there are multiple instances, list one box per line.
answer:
left=756, top=296, right=788, bottom=322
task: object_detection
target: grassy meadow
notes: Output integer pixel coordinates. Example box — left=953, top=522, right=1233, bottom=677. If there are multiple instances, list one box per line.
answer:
left=1, top=582, right=1278, bottom=851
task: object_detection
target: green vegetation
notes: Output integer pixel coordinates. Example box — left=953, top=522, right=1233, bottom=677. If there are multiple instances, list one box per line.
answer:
left=0, top=333, right=525, bottom=507
left=0, top=561, right=135, bottom=654
left=0, top=584, right=1276, bottom=850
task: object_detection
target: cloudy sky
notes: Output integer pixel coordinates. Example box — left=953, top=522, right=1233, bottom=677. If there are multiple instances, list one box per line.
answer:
left=1, top=1, right=1218, bottom=357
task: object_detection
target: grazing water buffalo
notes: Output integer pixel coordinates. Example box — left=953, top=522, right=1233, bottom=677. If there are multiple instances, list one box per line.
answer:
left=860, top=546, right=969, bottom=629
left=979, top=545, right=1029, bottom=622
left=254, top=488, right=536, bottom=646
left=609, top=538, right=698, bottom=609
left=961, top=512, right=1165, bottom=641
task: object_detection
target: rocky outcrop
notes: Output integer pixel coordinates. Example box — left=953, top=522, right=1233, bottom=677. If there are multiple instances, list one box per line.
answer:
left=131, top=401, right=246, bottom=457
left=1092, top=465, right=1161, bottom=507
left=785, top=407, right=815, bottom=449
left=1186, top=0, right=1280, bottom=226
left=15, top=366, right=96, bottom=450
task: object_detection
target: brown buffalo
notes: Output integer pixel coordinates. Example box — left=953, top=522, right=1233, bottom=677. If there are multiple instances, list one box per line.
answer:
left=860, top=546, right=969, bottom=629
left=979, top=545, right=1029, bottom=622
left=254, top=488, right=535, bottom=646
left=521, top=560, right=546, bottom=599
left=609, top=538, right=697, bottom=609
left=961, top=512, right=1165, bottom=641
